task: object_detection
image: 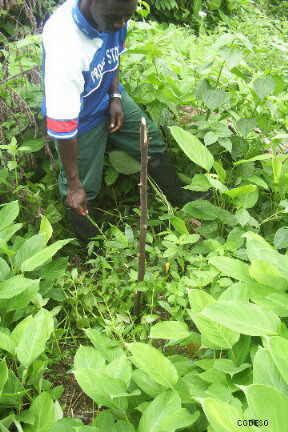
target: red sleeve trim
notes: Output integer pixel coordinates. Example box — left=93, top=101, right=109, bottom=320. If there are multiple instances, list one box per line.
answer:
left=47, top=118, right=78, bottom=133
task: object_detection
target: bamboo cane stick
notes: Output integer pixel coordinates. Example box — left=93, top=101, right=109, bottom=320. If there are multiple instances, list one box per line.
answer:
left=133, top=116, right=149, bottom=317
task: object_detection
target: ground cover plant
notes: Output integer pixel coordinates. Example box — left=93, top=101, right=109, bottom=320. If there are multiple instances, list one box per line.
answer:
left=1, top=1, right=288, bottom=430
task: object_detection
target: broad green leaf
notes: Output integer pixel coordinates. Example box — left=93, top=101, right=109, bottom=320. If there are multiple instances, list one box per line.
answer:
left=169, top=355, right=195, bottom=376
left=0, top=201, right=19, bottom=231
left=223, top=47, right=244, bottom=70
left=209, top=256, right=252, bottom=283
left=249, top=260, right=288, bottom=291
left=236, top=118, right=256, bottom=138
left=106, top=356, right=132, bottom=387
left=16, top=309, right=54, bottom=367
left=0, top=360, right=8, bottom=395
left=40, top=257, right=68, bottom=282
left=159, top=408, right=199, bottom=431
left=11, top=315, right=33, bottom=346
left=202, top=89, right=230, bottom=111
left=183, top=200, right=217, bottom=221
left=247, top=175, right=269, bottom=190
left=234, top=153, right=273, bottom=166
left=261, top=293, right=288, bottom=317
left=235, top=208, right=258, bottom=228
left=247, top=280, right=275, bottom=303
left=0, top=331, right=16, bottom=355
left=13, top=234, right=47, bottom=271
left=17, top=410, right=35, bottom=424
left=188, top=290, right=240, bottom=349
left=0, top=258, right=10, bottom=282
left=84, top=329, right=124, bottom=362
left=202, top=301, right=281, bottom=336
left=253, top=347, right=288, bottom=396
left=93, top=410, right=115, bottom=430
left=40, top=216, right=53, bottom=244
left=224, top=185, right=256, bottom=198
left=214, top=359, right=250, bottom=377
left=185, top=174, right=210, bottom=192
left=74, top=368, right=128, bottom=411
left=0, top=279, right=39, bottom=312
left=0, top=223, right=22, bottom=243
left=51, top=418, right=83, bottom=432
left=189, top=318, right=226, bottom=350
left=201, top=398, right=248, bottom=432
left=179, top=233, right=200, bottom=244
left=253, top=76, right=275, bottom=99
left=109, top=151, right=140, bottom=175
left=219, top=283, right=249, bottom=303
left=218, top=137, right=232, bottom=152
left=21, top=239, right=72, bottom=272
left=0, top=276, right=38, bottom=299
left=205, top=383, right=234, bottom=404
left=138, top=390, right=198, bottom=432
left=132, top=369, right=166, bottom=397
left=206, top=174, right=228, bottom=193
left=112, top=421, right=135, bottom=432
left=0, top=370, right=25, bottom=407
left=208, top=0, right=222, bottom=10
left=204, top=131, right=218, bottom=146
left=188, top=289, right=214, bottom=313
left=170, top=217, right=189, bottom=234
left=225, top=227, right=245, bottom=251
left=183, top=200, right=236, bottom=225
left=127, top=343, right=178, bottom=387
left=175, top=372, right=208, bottom=402
left=236, top=188, right=259, bottom=209
left=267, top=336, right=288, bottom=387
left=150, top=321, right=190, bottom=340
left=245, top=232, right=288, bottom=280
left=244, top=384, right=288, bottom=432
left=74, top=346, right=105, bottom=371
left=25, top=392, right=56, bottom=432
left=214, top=122, right=232, bottom=138
left=274, top=227, right=288, bottom=249
left=105, top=166, right=119, bottom=186
left=19, top=138, right=44, bottom=153
left=199, top=369, right=228, bottom=386
left=185, top=269, right=218, bottom=289
left=170, top=126, right=214, bottom=172
left=229, top=335, right=251, bottom=366
left=0, top=420, right=10, bottom=432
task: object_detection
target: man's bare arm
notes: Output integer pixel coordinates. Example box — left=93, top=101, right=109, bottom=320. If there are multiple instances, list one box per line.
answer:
left=57, top=138, right=87, bottom=215
left=109, top=68, right=120, bottom=94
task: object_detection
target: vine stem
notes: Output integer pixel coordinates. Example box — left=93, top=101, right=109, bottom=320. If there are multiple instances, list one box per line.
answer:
left=0, top=66, right=39, bottom=86
left=133, top=117, right=149, bottom=318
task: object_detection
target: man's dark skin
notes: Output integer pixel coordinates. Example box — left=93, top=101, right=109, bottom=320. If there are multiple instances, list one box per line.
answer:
left=58, top=0, right=137, bottom=216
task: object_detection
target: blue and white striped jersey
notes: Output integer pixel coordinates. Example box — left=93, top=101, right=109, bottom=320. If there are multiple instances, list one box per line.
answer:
left=42, top=0, right=127, bottom=139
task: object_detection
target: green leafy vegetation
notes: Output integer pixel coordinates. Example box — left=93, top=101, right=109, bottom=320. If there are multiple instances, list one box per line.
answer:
left=1, top=0, right=288, bottom=430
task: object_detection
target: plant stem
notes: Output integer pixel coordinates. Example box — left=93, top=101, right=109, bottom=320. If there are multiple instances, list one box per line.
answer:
left=134, top=117, right=149, bottom=318
left=216, top=60, right=226, bottom=87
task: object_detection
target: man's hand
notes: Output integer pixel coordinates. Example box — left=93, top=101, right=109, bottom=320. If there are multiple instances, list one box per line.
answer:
left=65, top=182, right=88, bottom=216
left=109, top=99, right=124, bottom=133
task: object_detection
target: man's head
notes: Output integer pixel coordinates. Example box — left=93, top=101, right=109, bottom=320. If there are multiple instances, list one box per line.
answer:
left=80, top=0, right=137, bottom=33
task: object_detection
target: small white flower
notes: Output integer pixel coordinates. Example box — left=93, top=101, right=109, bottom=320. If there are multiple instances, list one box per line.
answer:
left=199, top=10, right=207, bottom=18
